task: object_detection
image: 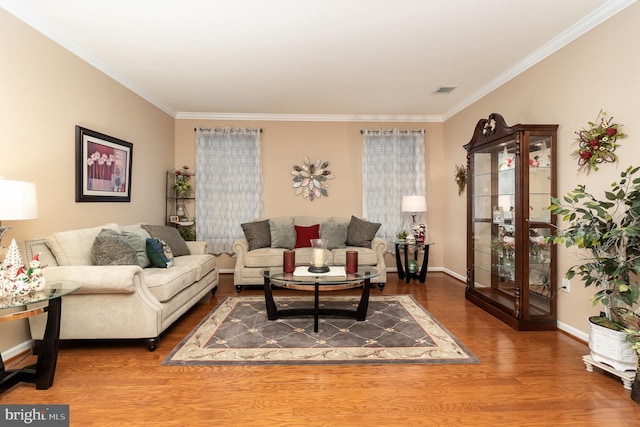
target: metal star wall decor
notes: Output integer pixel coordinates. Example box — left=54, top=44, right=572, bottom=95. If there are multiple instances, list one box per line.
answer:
left=291, top=156, right=334, bottom=201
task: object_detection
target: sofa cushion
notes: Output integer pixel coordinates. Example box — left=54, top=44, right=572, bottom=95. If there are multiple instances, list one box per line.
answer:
left=173, top=254, right=217, bottom=282
left=46, top=223, right=120, bottom=266
left=332, top=247, right=378, bottom=266
left=320, top=220, right=348, bottom=249
left=269, top=217, right=295, bottom=249
left=241, top=220, right=271, bottom=251
left=243, top=247, right=286, bottom=268
left=91, top=229, right=138, bottom=266
left=146, top=238, right=175, bottom=268
left=142, top=225, right=190, bottom=257
left=143, top=264, right=197, bottom=302
left=346, top=216, right=381, bottom=248
left=121, top=226, right=152, bottom=268
left=295, top=224, right=320, bottom=248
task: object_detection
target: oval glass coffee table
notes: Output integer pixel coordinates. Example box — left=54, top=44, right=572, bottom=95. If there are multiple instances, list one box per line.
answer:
left=0, top=282, right=81, bottom=394
left=262, top=266, right=380, bottom=333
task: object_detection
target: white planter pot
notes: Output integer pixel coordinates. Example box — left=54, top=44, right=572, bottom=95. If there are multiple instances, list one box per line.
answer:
left=588, top=318, right=638, bottom=372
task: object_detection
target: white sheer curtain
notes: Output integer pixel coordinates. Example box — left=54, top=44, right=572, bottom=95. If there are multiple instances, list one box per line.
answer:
left=195, top=127, right=264, bottom=254
left=362, top=129, right=426, bottom=251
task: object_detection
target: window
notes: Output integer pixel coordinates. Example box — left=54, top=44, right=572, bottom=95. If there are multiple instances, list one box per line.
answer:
left=195, top=127, right=263, bottom=254
left=362, top=129, right=426, bottom=248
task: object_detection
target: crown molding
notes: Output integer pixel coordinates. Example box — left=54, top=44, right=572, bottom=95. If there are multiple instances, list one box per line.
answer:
left=0, top=0, right=177, bottom=118
left=442, top=0, right=637, bottom=121
left=175, top=112, right=441, bottom=123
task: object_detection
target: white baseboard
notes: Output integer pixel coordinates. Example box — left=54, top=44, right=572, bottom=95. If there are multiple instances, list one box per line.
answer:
left=1, top=339, right=33, bottom=363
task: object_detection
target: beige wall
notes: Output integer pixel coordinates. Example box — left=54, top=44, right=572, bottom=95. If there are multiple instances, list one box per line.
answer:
left=443, top=2, right=640, bottom=335
left=174, top=119, right=444, bottom=271
left=1, top=10, right=175, bottom=354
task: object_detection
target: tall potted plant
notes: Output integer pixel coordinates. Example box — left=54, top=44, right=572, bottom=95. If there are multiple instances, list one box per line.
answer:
left=548, top=166, right=640, bottom=380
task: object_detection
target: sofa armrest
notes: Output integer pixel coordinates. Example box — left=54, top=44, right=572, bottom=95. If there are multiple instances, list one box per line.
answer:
left=371, top=237, right=388, bottom=270
left=43, top=265, right=143, bottom=294
left=233, top=238, right=249, bottom=275
left=186, top=240, right=208, bottom=255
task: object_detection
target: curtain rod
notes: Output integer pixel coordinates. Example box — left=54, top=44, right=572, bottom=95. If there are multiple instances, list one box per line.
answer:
left=194, top=127, right=262, bottom=133
left=360, top=129, right=424, bottom=135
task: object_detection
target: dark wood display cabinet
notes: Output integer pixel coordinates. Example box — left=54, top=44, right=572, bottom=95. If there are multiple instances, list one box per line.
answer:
left=463, top=113, right=558, bottom=330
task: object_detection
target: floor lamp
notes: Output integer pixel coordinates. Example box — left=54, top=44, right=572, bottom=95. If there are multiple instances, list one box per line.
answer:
left=0, top=179, right=39, bottom=249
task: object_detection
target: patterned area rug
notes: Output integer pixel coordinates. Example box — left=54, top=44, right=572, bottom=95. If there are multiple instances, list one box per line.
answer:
left=163, top=295, right=478, bottom=366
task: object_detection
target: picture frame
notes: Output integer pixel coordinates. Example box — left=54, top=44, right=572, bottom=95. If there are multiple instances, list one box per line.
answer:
left=76, top=126, right=133, bottom=202
left=169, top=215, right=179, bottom=223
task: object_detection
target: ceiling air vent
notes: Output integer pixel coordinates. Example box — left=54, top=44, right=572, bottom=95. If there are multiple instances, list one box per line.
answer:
left=433, top=86, right=457, bottom=94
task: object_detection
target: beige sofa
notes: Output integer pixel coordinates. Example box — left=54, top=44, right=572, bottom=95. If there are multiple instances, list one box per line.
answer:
left=20, top=223, right=218, bottom=351
left=233, top=216, right=387, bottom=292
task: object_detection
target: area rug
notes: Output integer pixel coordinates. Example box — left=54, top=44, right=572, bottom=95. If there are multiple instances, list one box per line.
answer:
left=163, top=295, right=478, bottom=366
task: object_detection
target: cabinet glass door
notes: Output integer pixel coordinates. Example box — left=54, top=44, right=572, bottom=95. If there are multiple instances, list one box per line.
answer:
left=471, top=139, right=517, bottom=311
left=526, top=135, right=553, bottom=317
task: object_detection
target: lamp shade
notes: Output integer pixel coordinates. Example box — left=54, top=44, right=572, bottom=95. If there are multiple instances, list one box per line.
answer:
left=0, top=179, right=38, bottom=220
left=401, top=195, right=427, bottom=213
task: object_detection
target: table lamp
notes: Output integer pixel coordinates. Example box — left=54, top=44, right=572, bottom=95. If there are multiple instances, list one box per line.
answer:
left=0, top=179, right=39, bottom=248
left=402, top=195, right=427, bottom=240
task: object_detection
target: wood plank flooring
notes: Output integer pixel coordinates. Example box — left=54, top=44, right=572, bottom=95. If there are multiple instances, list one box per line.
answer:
left=2, top=272, right=640, bottom=426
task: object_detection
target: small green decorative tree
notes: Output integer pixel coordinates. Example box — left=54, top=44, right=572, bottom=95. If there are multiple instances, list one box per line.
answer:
left=548, top=166, right=640, bottom=334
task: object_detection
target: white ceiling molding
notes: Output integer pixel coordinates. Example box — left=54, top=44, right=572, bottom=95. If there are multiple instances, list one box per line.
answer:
left=175, top=112, right=442, bottom=123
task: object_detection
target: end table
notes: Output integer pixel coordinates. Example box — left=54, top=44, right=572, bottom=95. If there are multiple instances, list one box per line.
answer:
left=394, top=241, right=433, bottom=283
left=0, top=282, right=80, bottom=394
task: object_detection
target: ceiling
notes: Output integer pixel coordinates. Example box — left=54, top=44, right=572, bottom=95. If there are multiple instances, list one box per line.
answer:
left=1, top=0, right=634, bottom=121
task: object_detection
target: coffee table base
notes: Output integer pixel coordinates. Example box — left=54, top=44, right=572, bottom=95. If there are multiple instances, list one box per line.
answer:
left=263, top=275, right=372, bottom=333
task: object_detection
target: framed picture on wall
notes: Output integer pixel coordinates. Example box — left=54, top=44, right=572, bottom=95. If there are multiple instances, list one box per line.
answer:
left=76, top=126, right=133, bottom=202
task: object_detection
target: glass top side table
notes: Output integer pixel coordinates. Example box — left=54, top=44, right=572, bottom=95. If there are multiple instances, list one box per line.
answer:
left=394, top=241, right=434, bottom=283
left=0, top=282, right=81, bottom=394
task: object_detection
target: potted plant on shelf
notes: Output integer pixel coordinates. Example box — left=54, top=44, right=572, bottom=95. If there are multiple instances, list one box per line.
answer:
left=547, top=166, right=640, bottom=397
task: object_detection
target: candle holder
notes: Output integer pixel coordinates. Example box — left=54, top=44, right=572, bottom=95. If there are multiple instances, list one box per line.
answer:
left=308, top=239, right=330, bottom=273
left=283, top=250, right=295, bottom=273
left=346, top=250, right=358, bottom=274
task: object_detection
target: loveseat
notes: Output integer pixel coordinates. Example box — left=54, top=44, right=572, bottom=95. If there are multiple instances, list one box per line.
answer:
left=19, top=223, right=218, bottom=351
left=233, top=216, right=387, bottom=292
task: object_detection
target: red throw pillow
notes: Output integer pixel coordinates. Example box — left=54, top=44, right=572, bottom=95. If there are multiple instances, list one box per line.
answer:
left=294, top=224, right=320, bottom=248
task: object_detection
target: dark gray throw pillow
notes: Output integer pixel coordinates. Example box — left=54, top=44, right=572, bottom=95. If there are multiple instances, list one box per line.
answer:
left=241, top=220, right=271, bottom=251
left=91, top=229, right=138, bottom=266
left=141, top=224, right=190, bottom=257
left=346, top=216, right=381, bottom=248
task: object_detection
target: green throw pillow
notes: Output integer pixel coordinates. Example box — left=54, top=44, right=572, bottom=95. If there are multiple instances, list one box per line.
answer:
left=146, top=238, right=174, bottom=268
left=122, top=227, right=152, bottom=268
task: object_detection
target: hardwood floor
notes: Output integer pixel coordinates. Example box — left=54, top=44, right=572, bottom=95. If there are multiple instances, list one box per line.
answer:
left=3, top=272, right=639, bottom=426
